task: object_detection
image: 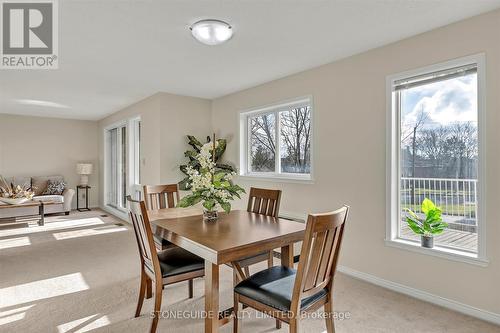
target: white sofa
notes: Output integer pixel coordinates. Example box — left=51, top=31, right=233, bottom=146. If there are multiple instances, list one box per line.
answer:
left=0, top=176, right=75, bottom=215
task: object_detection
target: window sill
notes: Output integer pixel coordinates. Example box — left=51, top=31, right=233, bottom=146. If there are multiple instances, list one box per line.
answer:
left=385, top=238, right=489, bottom=267
left=237, top=174, right=314, bottom=184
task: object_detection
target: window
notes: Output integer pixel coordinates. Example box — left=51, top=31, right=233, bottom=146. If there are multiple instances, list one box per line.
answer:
left=129, top=118, right=142, bottom=200
left=104, top=117, right=141, bottom=214
left=240, top=97, right=313, bottom=180
left=387, top=55, right=486, bottom=262
left=105, top=124, right=127, bottom=209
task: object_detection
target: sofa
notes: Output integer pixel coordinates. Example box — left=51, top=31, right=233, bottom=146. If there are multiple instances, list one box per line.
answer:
left=0, top=176, right=75, bottom=215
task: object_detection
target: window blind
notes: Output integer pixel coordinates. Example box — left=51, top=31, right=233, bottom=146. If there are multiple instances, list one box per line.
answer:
left=394, top=63, right=477, bottom=91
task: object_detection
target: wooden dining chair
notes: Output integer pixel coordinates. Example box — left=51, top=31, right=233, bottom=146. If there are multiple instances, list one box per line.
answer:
left=236, top=187, right=282, bottom=276
left=143, top=184, right=181, bottom=251
left=126, top=196, right=205, bottom=333
left=143, top=184, right=180, bottom=210
left=232, top=187, right=282, bottom=328
left=233, top=206, right=349, bottom=333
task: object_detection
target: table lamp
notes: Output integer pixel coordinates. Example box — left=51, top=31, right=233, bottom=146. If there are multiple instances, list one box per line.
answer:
left=76, top=163, right=93, bottom=186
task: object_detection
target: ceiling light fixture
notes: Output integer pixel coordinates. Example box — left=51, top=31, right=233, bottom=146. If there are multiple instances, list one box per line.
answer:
left=190, top=19, right=233, bottom=46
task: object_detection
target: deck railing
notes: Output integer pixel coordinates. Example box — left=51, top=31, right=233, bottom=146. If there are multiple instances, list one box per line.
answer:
left=400, top=177, right=478, bottom=233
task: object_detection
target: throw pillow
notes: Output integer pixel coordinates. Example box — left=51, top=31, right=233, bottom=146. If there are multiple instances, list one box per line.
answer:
left=32, top=176, right=63, bottom=196
left=43, top=180, right=66, bottom=195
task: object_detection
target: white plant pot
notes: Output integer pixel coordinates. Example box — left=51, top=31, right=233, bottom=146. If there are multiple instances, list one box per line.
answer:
left=0, top=197, right=31, bottom=205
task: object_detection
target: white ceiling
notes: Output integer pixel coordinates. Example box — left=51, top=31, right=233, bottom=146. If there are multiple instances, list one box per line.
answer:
left=1, top=0, right=500, bottom=121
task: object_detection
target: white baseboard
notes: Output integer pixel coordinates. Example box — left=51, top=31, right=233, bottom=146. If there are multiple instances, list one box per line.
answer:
left=337, top=265, right=500, bottom=326
left=99, top=205, right=129, bottom=222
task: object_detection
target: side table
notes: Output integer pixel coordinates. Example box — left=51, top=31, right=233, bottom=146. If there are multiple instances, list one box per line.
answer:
left=77, top=185, right=91, bottom=212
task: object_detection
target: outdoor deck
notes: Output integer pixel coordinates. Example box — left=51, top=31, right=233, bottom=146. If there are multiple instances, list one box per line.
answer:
left=400, top=225, right=477, bottom=252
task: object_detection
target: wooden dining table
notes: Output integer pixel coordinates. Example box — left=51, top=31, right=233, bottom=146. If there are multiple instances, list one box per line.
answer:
left=149, top=207, right=306, bottom=333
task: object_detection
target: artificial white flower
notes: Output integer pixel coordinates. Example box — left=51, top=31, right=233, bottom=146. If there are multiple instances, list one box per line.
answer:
left=179, top=138, right=244, bottom=213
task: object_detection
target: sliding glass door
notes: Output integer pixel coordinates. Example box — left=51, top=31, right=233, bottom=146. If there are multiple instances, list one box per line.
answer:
left=105, top=118, right=141, bottom=213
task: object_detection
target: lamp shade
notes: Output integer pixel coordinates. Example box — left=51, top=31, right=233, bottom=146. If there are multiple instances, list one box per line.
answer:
left=76, top=163, right=93, bottom=175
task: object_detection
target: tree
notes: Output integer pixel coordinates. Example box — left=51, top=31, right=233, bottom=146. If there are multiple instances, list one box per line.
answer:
left=249, top=107, right=312, bottom=174
left=280, top=106, right=311, bottom=173
left=417, top=126, right=449, bottom=173
left=412, top=121, right=478, bottom=179
left=447, top=122, right=478, bottom=179
left=402, top=107, right=428, bottom=202
left=251, top=144, right=274, bottom=171
left=250, top=114, right=276, bottom=171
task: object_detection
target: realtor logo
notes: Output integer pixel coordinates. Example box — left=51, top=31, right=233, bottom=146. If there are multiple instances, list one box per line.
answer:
left=1, top=0, right=58, bottom=69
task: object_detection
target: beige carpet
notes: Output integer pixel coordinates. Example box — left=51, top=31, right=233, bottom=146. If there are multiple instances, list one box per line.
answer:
left=0, top=210, right=498, bottom=333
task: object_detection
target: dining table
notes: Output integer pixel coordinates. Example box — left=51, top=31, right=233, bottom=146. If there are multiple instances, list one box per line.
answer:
left=148, top=207, right=306, bottom=333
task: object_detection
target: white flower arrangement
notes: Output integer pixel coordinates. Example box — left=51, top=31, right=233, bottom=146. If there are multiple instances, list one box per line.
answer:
left=178, top=139, right=245, bottom=213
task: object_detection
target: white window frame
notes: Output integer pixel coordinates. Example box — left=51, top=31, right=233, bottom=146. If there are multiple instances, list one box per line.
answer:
left=239, top=96, right=314, bottom=183
left=128, top=117, right=142, bottom=200
left=386, top=54, right=488, bottom=266
left=103, top=116, right=141, bottom=220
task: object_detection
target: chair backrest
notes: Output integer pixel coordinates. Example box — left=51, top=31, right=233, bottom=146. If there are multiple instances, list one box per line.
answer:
left=126, top=196, right=161, bottom=276
left=247, top=187, right=282, bottom=217
left=291, top=206, right=349, bottom=311
left=143, top=184, right=180, bottom=210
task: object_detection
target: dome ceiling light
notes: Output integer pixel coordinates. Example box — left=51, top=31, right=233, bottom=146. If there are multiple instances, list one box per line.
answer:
left=190, top=19, right=233, bottom=46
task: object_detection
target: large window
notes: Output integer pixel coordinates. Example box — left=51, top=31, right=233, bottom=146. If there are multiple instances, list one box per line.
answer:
left=240, top=97, right=313, bottom=180
left=105, top=124, right=127, bottom=209
left=104, top=117, right=141, bottom=215
left=387, top=56, right=485, bottom=262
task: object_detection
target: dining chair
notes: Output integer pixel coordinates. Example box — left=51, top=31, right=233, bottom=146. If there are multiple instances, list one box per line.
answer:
left=235, top=187, right=282, bottom=276
left=232, top=187, right=282, bottom=328
left=233, top=206, right=349, bottom=333
left=126, top=196, right=205, bottom=333
left=143, top=184, right=181, bottom=251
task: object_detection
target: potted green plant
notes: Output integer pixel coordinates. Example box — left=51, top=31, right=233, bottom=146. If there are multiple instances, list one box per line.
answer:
left=405, top=198, right=448, bottom=248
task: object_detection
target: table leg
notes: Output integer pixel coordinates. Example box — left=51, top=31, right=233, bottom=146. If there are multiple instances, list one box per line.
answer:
left=77, top=187, right=80, bottom=211
left=281, top=244, right=294, bottom=268
left=85, top=187, right=90, bottom=211
left=38, top=202, right=44, bottom=226
left=205, top=261, right=219, bottom=333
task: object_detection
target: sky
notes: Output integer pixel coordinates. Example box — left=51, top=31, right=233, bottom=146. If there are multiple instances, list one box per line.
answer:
left=401, top=73, right=477, bottom=129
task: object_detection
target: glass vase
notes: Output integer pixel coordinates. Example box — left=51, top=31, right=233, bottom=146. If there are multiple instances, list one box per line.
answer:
left=203, top=209, right=218, bottom=222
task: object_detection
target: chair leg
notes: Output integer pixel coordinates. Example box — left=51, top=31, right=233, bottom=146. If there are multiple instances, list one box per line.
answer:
left=135, top=270, right=147, bottom=317
left=268, top=251, right=274, bottom=268
left=188, top=279, right=194, bottom=299
left=233, top=293, right=240, bottom=333
left=272, top=248, right=280, bottom=328
left=324, top=301, right=335, bottom=333
left=244, top=266, right=250, bottom=278
left=146, top=277, right=153, bottom=299
left=289, top=318, right=299, bottom=333
left=150, top=281, right=163, bottom=333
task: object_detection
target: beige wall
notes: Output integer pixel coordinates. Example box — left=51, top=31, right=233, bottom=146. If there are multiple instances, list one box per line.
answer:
left=98, top=92, right=211, bottom=205
left=0, top=114, right=99, bottom=208
left=159, top=93, right=212, bottom=184
left=211, top=10, right=500, bottom=315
